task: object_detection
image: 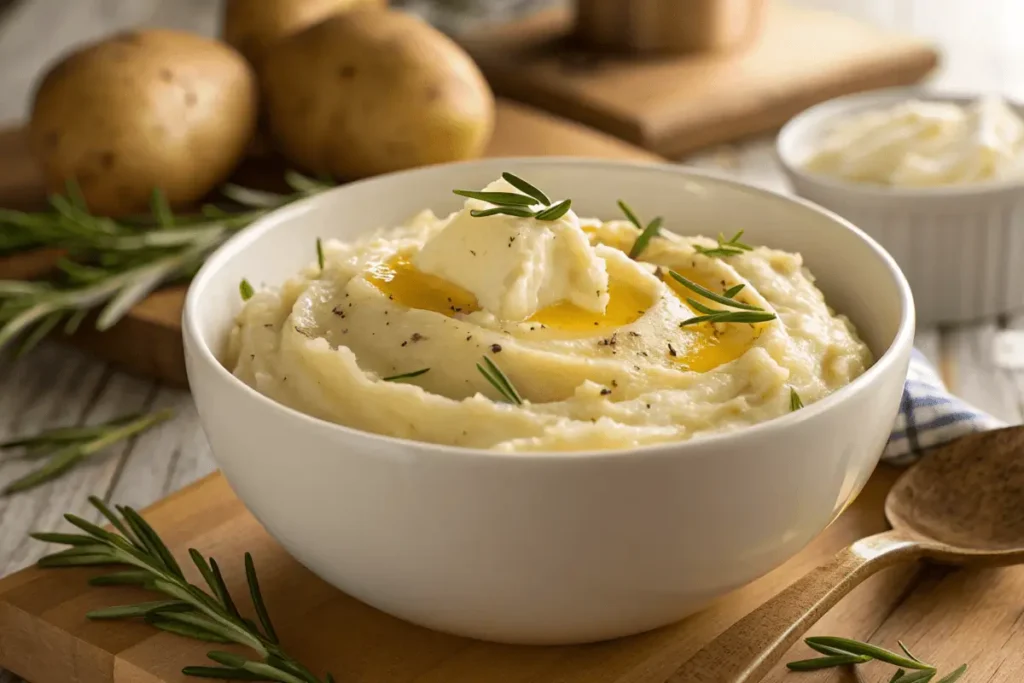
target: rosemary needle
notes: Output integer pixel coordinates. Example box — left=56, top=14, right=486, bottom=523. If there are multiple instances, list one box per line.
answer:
left=2, top=409, right=173, bottom=495
left=477, top=355, right=523, bottom=405
left=790, top=387, right=804, bottom=411
left=32, top=496, right=335, bottom=682
left=382, top=368, right=430, bottom=382
left=618, top=200, right=663, bottom=259
left=316, top=237, right=325, bottom=271
left=239, top=279, right=254, bottom=301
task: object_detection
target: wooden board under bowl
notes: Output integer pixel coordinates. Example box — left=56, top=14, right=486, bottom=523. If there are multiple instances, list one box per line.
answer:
left=0, top=100, right=661, bottom=387
left=2, top=465, right=1022, bottom=682
left=459, top=2, right=939, bottom=156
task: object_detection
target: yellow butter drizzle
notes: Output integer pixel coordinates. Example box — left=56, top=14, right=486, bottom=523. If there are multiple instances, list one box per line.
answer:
left=365, top=255, right=651, bottom=332
left=364, top=255, right=761, bottom=374
left=661, top=270, right=762, bottom=373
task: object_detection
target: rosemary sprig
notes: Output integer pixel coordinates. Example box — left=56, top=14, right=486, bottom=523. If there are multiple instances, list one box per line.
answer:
left=32, top=496, right=335, bottom=682
left=476, top=355, right=522, bottom=404
left=382, top=367, right=430, bottom=382
left=618, top=200, right=663, bottom=259
left=1, top=409, right=173, bottom=495
left=0, top=171, right=333, bottom=357
left=454, top=173, right=571, bottom=222
left=694, top=230, right=754, bottom=258
left=670, top=271, right=777, bottom=327
left=790, top=387, right=804, bottom=411
left=786, top=636, right=967, bottom=682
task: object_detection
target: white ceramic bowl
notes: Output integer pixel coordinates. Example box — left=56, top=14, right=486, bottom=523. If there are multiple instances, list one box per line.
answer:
left=778, top=87, right=1024, bottom=326
left=183, top=158, right=914, bottom=645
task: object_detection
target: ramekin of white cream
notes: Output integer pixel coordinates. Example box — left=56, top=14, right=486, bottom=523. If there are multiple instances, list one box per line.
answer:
left=778, top=88, right=1024, bottom=325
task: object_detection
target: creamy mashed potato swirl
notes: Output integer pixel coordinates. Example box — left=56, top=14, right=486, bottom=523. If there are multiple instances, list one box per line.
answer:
left=228, top=177, right=871, bottom=452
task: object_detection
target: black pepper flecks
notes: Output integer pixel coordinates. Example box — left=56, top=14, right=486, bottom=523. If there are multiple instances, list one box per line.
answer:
left=645, top=403, right=651, bottom=409
left=470, top=250, right=477, bottom=256
left=466, top=334, right=473, bottom=341
left=411, top=332, right=426, bottom=342
left=263, top=323, right=274, bottom=329
left=401, top=341, right=408, bottom=347
left=332, top=306, right=346, bottom=318
left=667, top=342, right=677, bottom=357
left=611, top=379, right=618, bottom=387
left=628, top=331, right=641, bottom=337
left=491, top=343, right=502, bottom=353
left=600, top=388, right=612, bottom=396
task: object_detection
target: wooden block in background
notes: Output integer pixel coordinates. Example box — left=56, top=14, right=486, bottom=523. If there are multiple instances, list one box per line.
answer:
left=460, top=3, right=939, bottom=156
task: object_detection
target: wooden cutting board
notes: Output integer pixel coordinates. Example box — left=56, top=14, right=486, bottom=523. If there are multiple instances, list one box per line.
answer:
left=459, top=2, right=939, bottom=156
left=0, top=100, right=660, bottom=387
left=2, top=465, right=1021, bottom=683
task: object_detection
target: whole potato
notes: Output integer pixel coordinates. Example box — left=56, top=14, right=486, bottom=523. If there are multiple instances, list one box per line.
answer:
left=223, top=0, right=387, bottom=66
left=261, top=10, right=495, bottom=180
left=30, top=30, right=257, bottom=217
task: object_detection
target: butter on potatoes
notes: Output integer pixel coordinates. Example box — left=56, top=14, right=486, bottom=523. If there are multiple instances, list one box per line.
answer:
left=415, top=178, right=609, bottom=321
left=228, top=175, right=872, bottom=452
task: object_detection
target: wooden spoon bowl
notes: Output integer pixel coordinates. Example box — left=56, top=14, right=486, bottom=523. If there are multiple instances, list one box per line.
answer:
left=886, top=427, right=1024, bottom=555
left=669, top=426, right=1024, bottom=682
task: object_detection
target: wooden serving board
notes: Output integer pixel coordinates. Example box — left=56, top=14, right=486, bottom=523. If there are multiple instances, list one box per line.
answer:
left=0, top=99, right=660, bottom=387
left=2, top=466, right=1022, bottom=683
left=459, top=2, right=939, bottom=156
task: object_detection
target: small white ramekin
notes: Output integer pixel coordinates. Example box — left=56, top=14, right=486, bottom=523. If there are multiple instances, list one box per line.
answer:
left=777, top=87, right=1024, bottom=326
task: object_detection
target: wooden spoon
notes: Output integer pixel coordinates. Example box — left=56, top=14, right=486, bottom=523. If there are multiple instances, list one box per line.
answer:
left=669, top=426, right=1024, bottom=682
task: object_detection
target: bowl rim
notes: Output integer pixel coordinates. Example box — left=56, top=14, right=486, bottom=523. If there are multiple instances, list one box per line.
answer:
left=183, top=157, right=915, bottom=462
left=777, top=85, right=1024, bottom=200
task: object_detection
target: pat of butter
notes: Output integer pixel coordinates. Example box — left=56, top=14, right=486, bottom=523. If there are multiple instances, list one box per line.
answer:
left=805, top=96, right=1024, bottom=187
left=415, top=177, right=609, bottom=321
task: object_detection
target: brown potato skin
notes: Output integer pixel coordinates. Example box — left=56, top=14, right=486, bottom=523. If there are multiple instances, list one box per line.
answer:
left=222, top=0, right=387, bottom=66
left=260, top=10, right=495, bottom=180
left=29, top=30, right=257, bottom=217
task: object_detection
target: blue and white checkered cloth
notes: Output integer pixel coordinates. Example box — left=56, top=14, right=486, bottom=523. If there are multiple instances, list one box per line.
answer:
left=883, top=348, right=1005, bottom=466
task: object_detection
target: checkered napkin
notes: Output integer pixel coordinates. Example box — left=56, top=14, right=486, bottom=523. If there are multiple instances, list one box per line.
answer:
left=882, top=348, right=1006, bottom=466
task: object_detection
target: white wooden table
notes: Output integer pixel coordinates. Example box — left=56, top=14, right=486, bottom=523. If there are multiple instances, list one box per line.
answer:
left=2, top=1, right=1023, bottom=680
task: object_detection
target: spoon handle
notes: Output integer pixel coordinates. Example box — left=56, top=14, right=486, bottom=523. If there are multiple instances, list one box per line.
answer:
left=666, top=529, right=924, bottom=683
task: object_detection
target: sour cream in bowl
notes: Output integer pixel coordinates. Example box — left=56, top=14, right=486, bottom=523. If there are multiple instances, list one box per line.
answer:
left=779, top=88, right=1024, bottom=325
left=183, top=158, right=913, bottom=644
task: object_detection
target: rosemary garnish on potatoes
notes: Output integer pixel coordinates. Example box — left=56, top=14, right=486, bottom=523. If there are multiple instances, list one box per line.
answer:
left=790, top=387, right=804, bottom=411
left=787, top=636, right=966, bottom=682
left=32, top=496, right=336, bottom=682
left=670, top=271, right=777, bottom=327
left=383, top=368, right=430, bottom=382
left=695, top=230, right=754, bottom=258
left=618, top=200, right=663, bottom=259
left=239, top=279, right=255, bottom=301
left=477, top=355, right=523, bottom=404
left=316, top=237, right=325, bottom=271
left=454, top=172, right=571, bottom=221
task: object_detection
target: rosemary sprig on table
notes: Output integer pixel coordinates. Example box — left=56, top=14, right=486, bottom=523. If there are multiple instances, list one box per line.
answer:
left=1, top=409, right=173, bottom=495
left=454, top=172, right=571, bottom=222
left=0, top=171, right=333, bottom=357
left=618, top=200, right=663, bottom=259
left=477, top=355, right=522, bottom=404
left=33, top=496, right=335, bottom=682
left=694, top=230, right=754, bottom=258
left=787, top=636, right=967, bottom=682
left=669, top=271, right=777, bottom=327
left=383, top=367, right=430, bottom=382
